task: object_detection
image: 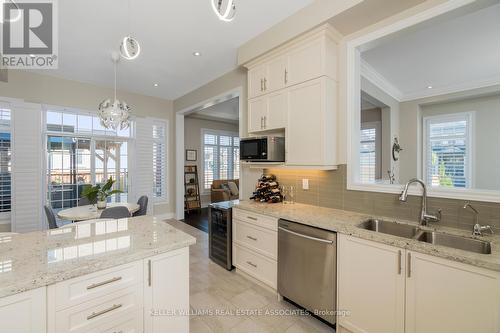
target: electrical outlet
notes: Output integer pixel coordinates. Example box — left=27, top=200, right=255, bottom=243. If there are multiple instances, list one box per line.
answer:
left=302, top=179, right=309, bottom=190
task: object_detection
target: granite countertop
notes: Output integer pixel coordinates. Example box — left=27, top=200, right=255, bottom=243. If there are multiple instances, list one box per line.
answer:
left=235, top=200, right=500, bottom=272
left=0, top=216, right=196, bottom=298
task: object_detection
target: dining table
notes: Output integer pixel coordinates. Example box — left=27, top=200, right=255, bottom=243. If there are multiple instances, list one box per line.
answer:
left=57, top=203, right=140, bottom=221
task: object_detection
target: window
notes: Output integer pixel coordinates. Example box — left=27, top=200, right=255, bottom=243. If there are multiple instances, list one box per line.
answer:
left=45, top=110, right=131, bottom=211
left=152, top=122, right=167, bottom=200
left=0, top=108, right=11, bottom=217
left=360, top=122, right=380, bottom=183
left=202, top=130, right=239, bottom=190
left=424, top=113, right=472, bottom=188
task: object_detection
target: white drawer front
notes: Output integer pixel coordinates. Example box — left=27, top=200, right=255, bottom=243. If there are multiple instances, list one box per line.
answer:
left=233, top=243, right=277, bottom=289
left=54, top=285, right=142, bottom=333
left=233, top=208, right=278, bottom=231
left=54, top=262, right=142, bottom=311
left=233, top=220, right=277, bottom=260
left=85, top=315, right=141, bottom=333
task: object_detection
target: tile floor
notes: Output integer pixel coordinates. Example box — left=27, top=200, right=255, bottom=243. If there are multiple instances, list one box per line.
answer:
left=166, top=219, right=336, bottom=333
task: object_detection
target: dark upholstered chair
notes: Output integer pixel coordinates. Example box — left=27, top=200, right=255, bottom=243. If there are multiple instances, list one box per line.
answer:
left=44, top=205, right=59, bottom=229
left=100, top=206, right=130, bottom=219
left=133, top=196, right=148, bottom=217
left=78, top=197, right=91, bottom=206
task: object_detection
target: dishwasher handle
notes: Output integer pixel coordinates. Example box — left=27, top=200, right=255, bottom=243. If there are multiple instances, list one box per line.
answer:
left=278, top=226, right=334, bottom=244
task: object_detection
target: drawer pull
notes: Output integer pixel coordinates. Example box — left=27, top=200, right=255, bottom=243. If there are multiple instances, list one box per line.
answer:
left=87, top=303, right=122, bottom=320
left=246, top=261, right=257, bottom=268
left=246, top=235, right=258, bottom=241
left=247, top=216, right=258, bottom=221
left=86, top=276, right=122, bottom=290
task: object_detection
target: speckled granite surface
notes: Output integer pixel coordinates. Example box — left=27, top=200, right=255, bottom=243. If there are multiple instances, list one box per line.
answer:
left=235, top=200, right=500, bottom=272
left=0, top=216, right=196, bottom=298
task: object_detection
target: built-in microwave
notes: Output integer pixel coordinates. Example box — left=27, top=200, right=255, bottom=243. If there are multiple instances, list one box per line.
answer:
left=240, top=136, right=285, bottom=162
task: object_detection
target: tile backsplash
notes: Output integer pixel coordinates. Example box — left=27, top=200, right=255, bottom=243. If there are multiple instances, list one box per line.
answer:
left=264, top=165, right=500, bottom=233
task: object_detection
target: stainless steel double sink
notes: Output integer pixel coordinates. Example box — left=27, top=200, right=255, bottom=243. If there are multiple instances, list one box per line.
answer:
left=359, top=219, right=492, bottom=254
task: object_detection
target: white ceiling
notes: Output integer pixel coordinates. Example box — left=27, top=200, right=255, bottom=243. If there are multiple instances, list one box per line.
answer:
left=187, top=96, right=239, bottom=123
left=35, top=0, right=313, bottom=100
left=361, top=2, right=500, bottom=101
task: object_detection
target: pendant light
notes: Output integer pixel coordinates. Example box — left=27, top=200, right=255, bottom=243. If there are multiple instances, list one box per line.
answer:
left=211, top=0, right=236, bottom=22
left=98, top=52, right=131, bottom=130
left=120, top=0, right=141, bottom=60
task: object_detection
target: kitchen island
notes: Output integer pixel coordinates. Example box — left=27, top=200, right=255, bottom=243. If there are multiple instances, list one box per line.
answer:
left=0, top=216, right=196, bottom=333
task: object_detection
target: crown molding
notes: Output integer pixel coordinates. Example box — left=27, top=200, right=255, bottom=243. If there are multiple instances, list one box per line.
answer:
left=360, top=59, right=404, bottom=102
left=401, top=75, right=500, bottom=102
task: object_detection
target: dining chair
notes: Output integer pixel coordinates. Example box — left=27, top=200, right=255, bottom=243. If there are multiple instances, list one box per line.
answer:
left=133, top=195, right=149, bottom=217
left=44, top=205, right=59, bottom=229
left=78, top=197, right=91, bottom=206
left=100, top=206, right=130, bottom=219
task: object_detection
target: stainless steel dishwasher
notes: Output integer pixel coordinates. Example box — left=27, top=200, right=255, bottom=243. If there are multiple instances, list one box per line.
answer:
left=278, top=219, right=337, bottom=325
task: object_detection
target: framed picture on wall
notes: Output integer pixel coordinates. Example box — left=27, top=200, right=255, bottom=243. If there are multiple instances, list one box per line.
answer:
left=186, top=149, right=197, bottom=161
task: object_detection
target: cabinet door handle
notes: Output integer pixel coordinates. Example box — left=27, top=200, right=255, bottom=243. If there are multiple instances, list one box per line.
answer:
left=397, top=250, right=402, bottom=275
left=247, top=216, right=258, bottom=221
left=284, top=69, right=288, bottom=84
left=86, top=276, right=122, bottom=290
left=264, top=78, right=267, bottom=91
left=407, top=252, right=412, bottom=278
left=246, top=235, right=258, bottom=241
left=148, top=259, right=152, bottom=287
left=260, top=117, right=264, bottom=129
left=264, top=116, right=267, bottom=129
left=87, top=303, right=122, bottom=320
left=260, top=78, right=264, bottom=92
left=246, top=261, right=257, bottom=268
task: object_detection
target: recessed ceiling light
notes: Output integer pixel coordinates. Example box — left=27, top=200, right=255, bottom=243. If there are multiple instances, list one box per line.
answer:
left=153, top=83, right=159, bottom=87
left=427, top=85, right=433, bottom=89
left=193, top=52, right=201, bottom=57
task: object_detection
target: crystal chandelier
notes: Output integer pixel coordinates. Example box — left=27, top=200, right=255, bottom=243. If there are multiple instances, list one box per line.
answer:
left=211, top=0, right=236, bottom=22
left=98, top=53, right=130, bottom=130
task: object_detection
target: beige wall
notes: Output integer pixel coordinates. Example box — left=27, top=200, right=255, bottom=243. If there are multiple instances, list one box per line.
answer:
left=0, top=70, right=176, bottom=215
left=184, top=117, right=239, bottom=206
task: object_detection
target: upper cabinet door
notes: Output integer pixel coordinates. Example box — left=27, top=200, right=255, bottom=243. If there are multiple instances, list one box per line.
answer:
left=248, top=65, right=267, bottom=99
left=266, top=56, right=288, bottom=93
left=248, top=97, right=267, bottom=133
left=338, top=235, right=405, bottom=333
left=266, top=91, right=287, bottom=131
left=405, top=251, right=499, bottom=333
left=287, top=39, right=324, bottom=86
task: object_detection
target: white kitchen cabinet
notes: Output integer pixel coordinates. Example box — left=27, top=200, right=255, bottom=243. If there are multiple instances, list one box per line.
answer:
left=0, top=287, right=46, bottom=333
left=405, top=251, right=499, bottom=333
left=248, top=90, right=287, bottom=133
left=338, top=235, right=405, bottom=333
left=248, top=96, right=268, bottom=132
left=144, top=247, right=190, bottom=333
left=287, top=36, right=337, bottom=86
left=266, top=56, right=288, bottom=92
left=248, top=64, right=267, bottom=99
left=286, top=77, right=336, bottom=166
left=338, top=234, right=500, bottom=333
left=232, top=208, right=278, bottom=289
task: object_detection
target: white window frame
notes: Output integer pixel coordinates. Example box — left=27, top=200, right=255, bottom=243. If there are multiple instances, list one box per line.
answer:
left=42, top=107, right=133, bottom=210
left=422, top=112, right=474, bottom=189
left=152, top=119, right=168, bottom=203
left=201, top=128, right=239, bottom=193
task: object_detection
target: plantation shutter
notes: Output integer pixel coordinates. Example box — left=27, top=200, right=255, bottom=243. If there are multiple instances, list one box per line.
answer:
left=132, top=117, right=154, bottom=214
left=11, top=103, right=44, bottom=232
